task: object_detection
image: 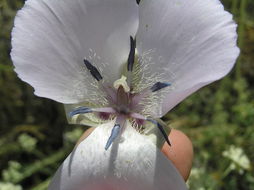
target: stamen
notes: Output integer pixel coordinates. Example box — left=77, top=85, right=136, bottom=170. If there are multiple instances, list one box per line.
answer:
left=69, top=107, right=115, bottom=117
left=84, top=59, right=103, bottom=81
left=105, top=124, right=121, bottom=150
left=127, top=36, right=136, bottom=72
left=130, top=114, right=171, bottom=144
left=130, top=112, right=146, bottom=120
left=93, top=107, right=116, bottom=113
left=150, top=82, right=171, bottom=92
left=147, top=119, right=171, bottom=146
left=105, top=115, right=126, bottom=150
left=130, top=81, right=171, bottom=109
left=69, top=107, right=92, bottom=117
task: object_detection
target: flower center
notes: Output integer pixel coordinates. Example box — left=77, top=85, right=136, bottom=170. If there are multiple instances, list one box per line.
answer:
left=69, top=36, right=172, bottom=150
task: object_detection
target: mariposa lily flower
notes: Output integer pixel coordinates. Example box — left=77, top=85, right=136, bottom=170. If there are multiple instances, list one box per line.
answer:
left=11, top=0, right=239, bottom=189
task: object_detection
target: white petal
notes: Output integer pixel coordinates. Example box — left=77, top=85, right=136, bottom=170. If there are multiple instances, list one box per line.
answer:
left=49, top=121, right=187, bottom=190
left=11, top=0, right=138, bottom=104
left=136, top=0, right=239, bottom=117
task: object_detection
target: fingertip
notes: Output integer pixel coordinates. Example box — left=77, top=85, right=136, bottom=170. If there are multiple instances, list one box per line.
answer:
left=75, top=127, right=94, bottom=148
left=161, top=129, right=193, bottom=181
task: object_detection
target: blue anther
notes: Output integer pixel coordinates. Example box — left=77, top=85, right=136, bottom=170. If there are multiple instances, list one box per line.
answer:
left=69, top=107, right=92, bottom=117
left=147, top=119, right=171, bottom=146
left=105, top=124, right=121, bottom=150
left=84, top=59, right=103, bottom=81
left=150, top=82, right=171, bottom=92
left=127, top=36, right=136, bottom=72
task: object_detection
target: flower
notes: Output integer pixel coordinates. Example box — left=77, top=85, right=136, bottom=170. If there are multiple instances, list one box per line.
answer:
left=223, top=145, right=251, bottom=174
left=11, top=0, right=239, bottom=189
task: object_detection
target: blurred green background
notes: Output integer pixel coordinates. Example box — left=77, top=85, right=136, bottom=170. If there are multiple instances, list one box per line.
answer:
left=0, top=0, right=253, bottom=189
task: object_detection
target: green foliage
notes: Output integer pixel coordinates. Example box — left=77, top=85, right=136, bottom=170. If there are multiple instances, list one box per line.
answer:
left=0, top=0, right=254, bottom=189
left=0, top=182, right=22, bottom=190
left=2, top=161, right=22, bottom=183
left=18, top=133, right=37, bottom=152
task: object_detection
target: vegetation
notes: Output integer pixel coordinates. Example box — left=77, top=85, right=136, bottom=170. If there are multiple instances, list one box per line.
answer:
left=0, top=0, right=253, bottom=189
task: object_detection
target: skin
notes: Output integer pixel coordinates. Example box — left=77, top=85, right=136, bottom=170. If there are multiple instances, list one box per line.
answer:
left=162, top=129, right=193, bottom=181
left=76, top=127, right=193, bottom=182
